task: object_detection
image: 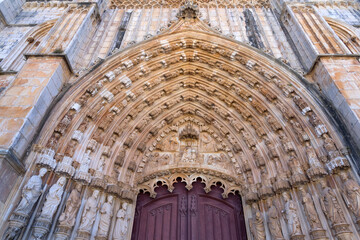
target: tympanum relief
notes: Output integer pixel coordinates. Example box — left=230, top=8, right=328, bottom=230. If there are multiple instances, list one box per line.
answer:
left=143, top=123, right=233, bottom=175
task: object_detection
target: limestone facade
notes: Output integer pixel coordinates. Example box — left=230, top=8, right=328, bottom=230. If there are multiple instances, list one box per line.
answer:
left=0, top=0, right=360, bottom=239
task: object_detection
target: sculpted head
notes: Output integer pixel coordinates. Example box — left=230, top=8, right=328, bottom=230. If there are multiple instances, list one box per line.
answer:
left=339, top=171, right=349, bottom=181
left=122, top=202, right=128, bottom=210
left=39, top=168, right=48, bottom=177
left=93, top=189, right=100, bottom=198
left=319, top=179, right=328, bottom=188
left=75, top=183, right=82, bottom=192
left=108, top=195, right=114, bottom=203
left=58, top=177, right=67, bottom=186
left=282, top=191, right=290, bottom=201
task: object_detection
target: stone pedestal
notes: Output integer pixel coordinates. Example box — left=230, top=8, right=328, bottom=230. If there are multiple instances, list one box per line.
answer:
left=54, top=224, right=72, bottom=240
left=75, top=230, right=91, bottom=240
left=3, top=212, right=28, bottom=240
left=333, top=223, right=353, bottom=240
left=310, top=229, right=328, bottom=240
left=290, top=234, right=305, bottom=240
left=32, top=217, right=51, bottom=239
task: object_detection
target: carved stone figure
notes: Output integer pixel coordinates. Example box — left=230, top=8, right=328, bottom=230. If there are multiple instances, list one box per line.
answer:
left=319, top=179, right=347, bottom=225
left=282, top=192, right=303, bottom=238
left=3, top=168, right=48, bottom=240
left=97, top=195, right=114, bottom=238
left=14, top=168, right=47, bottom=216
left=340, top=171, right=360, bottom=222
left=58, top=183, right=82, bottom=227
left=113, top=203, right=129, bottom=240
left=249, top=206, right=266, bottom=240
left=39, top=177, right=66, bottom=219
left=79, top=190, right=100, bottom=233
left=181, top=147, right=196, bottom=162
left=266, top=199, right=284, bottom=240
left=298, top=186, right=322, bottom=230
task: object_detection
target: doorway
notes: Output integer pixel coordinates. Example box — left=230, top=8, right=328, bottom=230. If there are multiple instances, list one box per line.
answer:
left=131, top=179, right=247, bottom=240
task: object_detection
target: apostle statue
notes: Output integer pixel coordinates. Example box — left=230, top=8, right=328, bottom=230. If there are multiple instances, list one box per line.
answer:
left=249, top=204, right=266, bottom=240
left=58, top=183, right=82, bottom=227
left=14, top=168, right=48, bottom=216
left=39, top=177, right=67, bottom=219
left=340, top=171, right=360, bottom=222
left=319, top=179, right=346, bottom=226
left=282, top=192, right=303, bottom=238
left=113, top=202, right=129, bottom=240
left=266, top=198, right=284, bottom=240
left=97, top=195, right=114, bottom=237
left=299, top=186, right=322, bottom=230
left=79, top=190, right=100, bottom=233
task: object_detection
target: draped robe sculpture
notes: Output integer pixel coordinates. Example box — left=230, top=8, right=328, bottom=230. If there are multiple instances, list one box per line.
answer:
left=113, top=203, right=129, bottom=240
left=97, top=195, right=114, bottom=237
left=267, top=199, right=284, bottom=240
left=282, top=192, right=303, bottom=238
left=78, top=190, right=99, bottom=233
left=14, top=168, right=47, bottom=216
left=249, top=206, right=266, bottom=240
left=340, top=171, right=360, bottom=223
left=58, top=183, right=82, bottom=227
left=39, top=177, right=66, bottom=219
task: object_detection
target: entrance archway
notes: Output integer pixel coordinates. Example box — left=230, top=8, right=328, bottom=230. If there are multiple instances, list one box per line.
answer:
left=2, top=2, right=360, bottom=240
left=132, top=180, right=247, bottom=240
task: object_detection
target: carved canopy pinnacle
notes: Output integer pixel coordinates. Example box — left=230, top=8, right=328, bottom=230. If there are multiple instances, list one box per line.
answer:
left=177, top=1, right=200, bottom=19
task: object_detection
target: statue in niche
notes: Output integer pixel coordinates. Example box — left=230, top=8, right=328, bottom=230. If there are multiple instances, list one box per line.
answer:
left=266, top=198, right=285, bottom=240
left=249, top=205, right=266, bottom=240
left=298, top=186, right=323, bottom=230
left=39, top=177, right=66, bottom=219
left=181, top=146, right=197, bottom=163
left=79, top=190, right=100, bottom=233
left=340, top=171, right=360, bottom=222
left=58, top=183, right=82, bottom=227
left=319, top=179, right=346, bottom=226
left=14, top=168, right=48, bottom=216
left=282, top=192, right=303, bottom=237
left=113, top=202, right=129, bottom=240
left=97, top=195, right=114, bottom=238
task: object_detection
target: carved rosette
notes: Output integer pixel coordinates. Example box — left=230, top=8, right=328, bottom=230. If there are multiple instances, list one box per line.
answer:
left=36, top=148, right=57, bottom=169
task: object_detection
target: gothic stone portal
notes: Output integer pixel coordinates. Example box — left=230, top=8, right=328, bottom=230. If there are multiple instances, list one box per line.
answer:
left=131, top=180, right=247, bottom=240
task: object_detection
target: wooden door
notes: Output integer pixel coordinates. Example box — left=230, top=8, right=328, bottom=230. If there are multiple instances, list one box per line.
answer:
left=131, top=180, right=247, bottom=240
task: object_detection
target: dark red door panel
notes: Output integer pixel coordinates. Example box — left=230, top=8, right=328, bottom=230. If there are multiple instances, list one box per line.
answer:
left=131, top=180, right=247, bottom=240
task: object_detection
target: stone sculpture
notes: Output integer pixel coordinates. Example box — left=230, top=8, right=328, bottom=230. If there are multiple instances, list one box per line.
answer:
left=266, top=198, right=284, bottom=240
left=113, top=202, right=129, bottom=240
left=299, top=186, right=322, bottom=229
left=319, top=179, right=346, bottom=226
left=97, top=195, right=114, bottom=238
left=249, top=205, right=266, bottom=240
left=58, top=183, right=82, bottom=227
left=282, top=192, right=303, bottom=239
left=78, top=190, right=100, bottom=233
left=3, top=168, right=47, bottom=240
left=340, top=171, right=360, bottom=224
left=39, top=177, right=66, bottom=219
left=14, top=168, right=48, bottom=216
